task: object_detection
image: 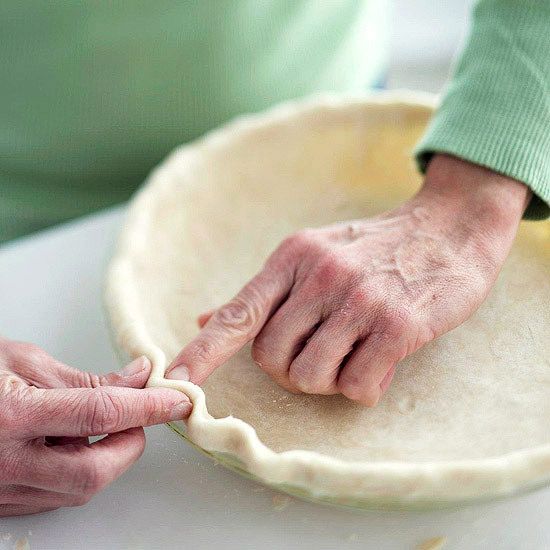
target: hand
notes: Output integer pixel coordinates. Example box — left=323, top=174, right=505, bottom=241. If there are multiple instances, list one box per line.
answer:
left=167, top=155, right=530, bottom=405
left=0, top=337, right=191, bottom=516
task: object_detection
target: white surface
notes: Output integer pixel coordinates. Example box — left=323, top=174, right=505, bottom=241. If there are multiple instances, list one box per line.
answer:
left=1, top=208, right=549, bottom=550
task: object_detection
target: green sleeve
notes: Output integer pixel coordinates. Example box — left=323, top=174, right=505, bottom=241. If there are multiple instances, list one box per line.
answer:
left=415, top=0, right=550, bottom=220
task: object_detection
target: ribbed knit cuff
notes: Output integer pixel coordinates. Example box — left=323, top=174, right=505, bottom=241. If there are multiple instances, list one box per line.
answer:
left=414, top=0, right=550, bottom=220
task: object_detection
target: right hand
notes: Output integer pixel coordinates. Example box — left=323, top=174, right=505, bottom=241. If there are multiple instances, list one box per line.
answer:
left=0, top=337, right=192, bottom=516
left=167, top=156, right=528, bottom=406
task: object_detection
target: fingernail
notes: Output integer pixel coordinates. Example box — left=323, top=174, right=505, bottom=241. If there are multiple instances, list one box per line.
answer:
left=169, top=399, right=192, bottom=420
left=166, top=364, right=190, bottom=381
left=121, top=356, right=150, bottom=377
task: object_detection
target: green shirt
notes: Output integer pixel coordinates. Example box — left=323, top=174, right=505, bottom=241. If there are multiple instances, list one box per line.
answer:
left=0, top=0, right=388, bottom=243
left=1, top=1, right=549, bottom=244
left=416, top=0, right=550, bottom=220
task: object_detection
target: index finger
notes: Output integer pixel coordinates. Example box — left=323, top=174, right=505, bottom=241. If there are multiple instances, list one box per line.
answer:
left=167, top=262, right=294, bottom=385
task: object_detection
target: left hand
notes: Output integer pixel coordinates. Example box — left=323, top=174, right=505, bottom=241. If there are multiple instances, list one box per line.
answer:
left=0, top=338, right=191, bottom=516
left=166, top=154, right=530, bottom=405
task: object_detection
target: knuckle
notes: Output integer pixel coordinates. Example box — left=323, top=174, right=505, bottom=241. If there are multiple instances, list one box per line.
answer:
left=378, top=307, right=414, bottom=336
left=83, top=389, right=122, bottom=435
left=314, top=253, right=355, bottom=288
left=215, top=297, right=258, bottom=332
left=282, top=229, right=316, bottom=251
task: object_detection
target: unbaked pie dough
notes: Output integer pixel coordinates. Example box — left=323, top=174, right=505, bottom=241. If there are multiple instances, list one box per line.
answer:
left=105, top=92, right=550, bottom=508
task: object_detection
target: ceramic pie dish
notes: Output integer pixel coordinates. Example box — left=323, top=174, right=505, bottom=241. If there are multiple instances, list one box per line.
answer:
left=105, top=91, right=550, bottom=510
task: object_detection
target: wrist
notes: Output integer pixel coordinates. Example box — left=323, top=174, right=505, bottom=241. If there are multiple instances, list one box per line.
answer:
left=416, top=154, right=530, bottom=239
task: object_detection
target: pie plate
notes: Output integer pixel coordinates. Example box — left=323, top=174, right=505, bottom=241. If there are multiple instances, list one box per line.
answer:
left=105, top=91, right=550, bottom=510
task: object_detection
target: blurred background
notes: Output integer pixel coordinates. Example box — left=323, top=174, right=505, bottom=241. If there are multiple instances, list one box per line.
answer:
left=0, top=0, right=478, bottom=246
left=388, top=0, right=474, bottom=92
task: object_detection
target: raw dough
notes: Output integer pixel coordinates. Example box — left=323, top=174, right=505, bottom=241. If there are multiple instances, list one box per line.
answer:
left=105, top=92, right=550, bottom=506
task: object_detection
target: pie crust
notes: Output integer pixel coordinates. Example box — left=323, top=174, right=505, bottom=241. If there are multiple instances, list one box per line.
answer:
left=105, top=91, right=550, bottom=508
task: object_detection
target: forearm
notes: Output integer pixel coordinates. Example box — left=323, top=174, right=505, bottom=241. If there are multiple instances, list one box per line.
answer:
left=415, top=0, right=550, bottom=220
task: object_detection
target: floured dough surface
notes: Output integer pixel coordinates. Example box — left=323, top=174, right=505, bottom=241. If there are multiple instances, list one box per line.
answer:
left=119, top=99, right=550, bottom=464
left=201, top=229, right=549, bottom=462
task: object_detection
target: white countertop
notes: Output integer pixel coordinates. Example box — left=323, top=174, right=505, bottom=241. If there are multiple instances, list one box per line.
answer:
left=0, top=207, right=548, bottom=550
